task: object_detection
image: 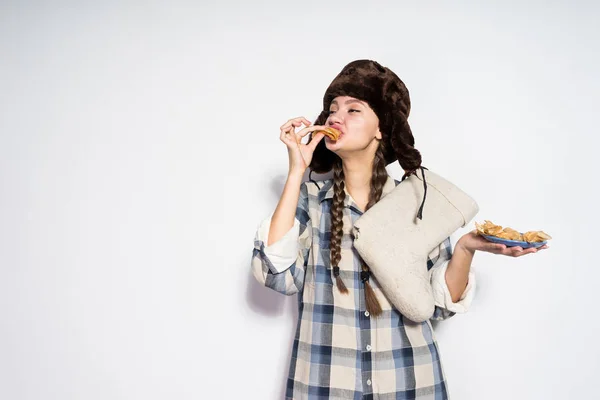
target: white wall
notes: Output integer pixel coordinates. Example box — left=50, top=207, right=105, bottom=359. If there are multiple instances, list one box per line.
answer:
left=1, top=1, right=598, bottom=399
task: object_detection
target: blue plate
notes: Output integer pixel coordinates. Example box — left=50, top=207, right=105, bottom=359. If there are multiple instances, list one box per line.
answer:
left=481, top=234, right=547, bottom=249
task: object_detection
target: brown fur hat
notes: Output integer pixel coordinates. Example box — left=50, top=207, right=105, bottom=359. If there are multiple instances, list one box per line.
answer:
left=309, top=59, right=422, bottom=175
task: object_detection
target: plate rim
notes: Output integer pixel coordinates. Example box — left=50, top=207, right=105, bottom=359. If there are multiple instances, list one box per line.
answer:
left=481, top=234, right=547, bottom=247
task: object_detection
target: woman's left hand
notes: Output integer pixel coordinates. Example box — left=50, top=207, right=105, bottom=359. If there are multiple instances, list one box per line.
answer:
left=457, top=230, right=549, bottom=257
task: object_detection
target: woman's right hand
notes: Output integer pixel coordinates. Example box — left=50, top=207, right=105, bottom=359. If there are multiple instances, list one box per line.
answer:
left=279, top=117, right=326, bottom=175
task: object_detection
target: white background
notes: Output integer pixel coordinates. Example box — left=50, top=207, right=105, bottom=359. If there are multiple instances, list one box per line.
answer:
left=1, top=1, right=598, bottom=399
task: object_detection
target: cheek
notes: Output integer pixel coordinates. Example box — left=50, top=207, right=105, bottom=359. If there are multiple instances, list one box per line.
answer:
left=348, top=120, right=379, bottom=144
left=348, top=118, right=370, bottom=135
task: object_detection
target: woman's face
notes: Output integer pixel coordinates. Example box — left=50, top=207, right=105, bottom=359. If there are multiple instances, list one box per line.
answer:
left=324, top=96, right=382, bottom=156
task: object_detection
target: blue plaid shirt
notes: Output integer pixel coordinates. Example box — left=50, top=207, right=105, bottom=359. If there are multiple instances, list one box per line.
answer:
left=252, top=175, right=475, bottom=399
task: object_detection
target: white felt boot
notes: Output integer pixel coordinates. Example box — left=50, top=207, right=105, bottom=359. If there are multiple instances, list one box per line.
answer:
left=352, top=168, right=479, bottom=322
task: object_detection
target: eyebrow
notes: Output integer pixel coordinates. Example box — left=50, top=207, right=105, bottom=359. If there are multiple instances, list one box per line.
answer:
left=330, top=99, right=366, bottom=106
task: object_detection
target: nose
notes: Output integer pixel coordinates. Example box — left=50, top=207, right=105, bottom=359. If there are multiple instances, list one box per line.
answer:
left=327, top=113, right=342, bottom=126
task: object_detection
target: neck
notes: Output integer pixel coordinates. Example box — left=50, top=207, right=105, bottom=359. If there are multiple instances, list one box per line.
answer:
left=341, top=153, right=375, bottom=194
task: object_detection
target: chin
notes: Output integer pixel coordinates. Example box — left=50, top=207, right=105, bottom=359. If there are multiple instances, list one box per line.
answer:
left=325, top=138, right=342, bottom=151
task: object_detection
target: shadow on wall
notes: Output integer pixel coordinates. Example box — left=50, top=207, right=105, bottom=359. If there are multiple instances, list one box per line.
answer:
left=245, top=276, right=298, bottom=398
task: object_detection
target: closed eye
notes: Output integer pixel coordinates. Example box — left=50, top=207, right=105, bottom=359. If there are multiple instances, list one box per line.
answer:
left=328, top=108, right=360, bottom=115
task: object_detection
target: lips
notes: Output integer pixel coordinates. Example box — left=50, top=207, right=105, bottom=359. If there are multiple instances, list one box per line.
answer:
left=330, top=125, right=344, bottom=134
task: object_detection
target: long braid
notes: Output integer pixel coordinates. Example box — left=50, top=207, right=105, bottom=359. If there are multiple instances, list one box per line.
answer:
left=330, top=142, right=389, bottom=316
left=366, top=144, right=389, bottom=210
left=331, top=158, right=348, bottom=293
left=361, top=143, right=388, bottom=316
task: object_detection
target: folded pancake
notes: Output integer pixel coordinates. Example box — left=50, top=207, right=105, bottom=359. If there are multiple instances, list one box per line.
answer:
left=318, top=127, right=341, bottom=140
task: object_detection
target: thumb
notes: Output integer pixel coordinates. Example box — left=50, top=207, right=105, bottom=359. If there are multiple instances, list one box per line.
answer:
left=308, top=132, right=324, bottom=151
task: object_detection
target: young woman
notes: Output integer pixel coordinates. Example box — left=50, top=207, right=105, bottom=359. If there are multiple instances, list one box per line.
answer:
left=251, top=60, right=546, bottom=399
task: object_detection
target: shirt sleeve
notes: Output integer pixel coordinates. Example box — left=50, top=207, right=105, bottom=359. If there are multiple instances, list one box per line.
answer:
left=428, top=237, right=476, bottom=321
left=255, top=216, right=301, bottom=274
left=251, top=182, right=312, bottom=296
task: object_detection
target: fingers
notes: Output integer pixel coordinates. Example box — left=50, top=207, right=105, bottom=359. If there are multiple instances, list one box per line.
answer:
left=520, top=248, right=538, bottom=256
left=279, top=128, right=293, bottom=144
left=296, top=125, right=327, bottom=138
left=280, top=117, right=312, bottom=133
left=510, top=246, right=524, bottom=255
left=486, top=243, right=548, bottom=257
left=508, top=247, right=529, bottom=257
left=508, top=246, right=541, bottom=257
left=280, top=117, right=315, bottom=147
left=280, top=128, right=301, bottom=146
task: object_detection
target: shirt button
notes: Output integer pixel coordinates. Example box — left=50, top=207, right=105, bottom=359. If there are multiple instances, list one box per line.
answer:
left=366, top=344, right=372, bottom=351
left=364, top=311, right=370, bottom=317
left=366, top=379, right=372, bottom=386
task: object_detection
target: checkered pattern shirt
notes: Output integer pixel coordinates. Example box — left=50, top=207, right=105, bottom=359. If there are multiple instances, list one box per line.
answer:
left=252, top=175, right=475, bottom=399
